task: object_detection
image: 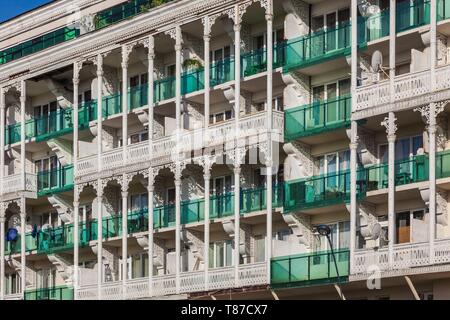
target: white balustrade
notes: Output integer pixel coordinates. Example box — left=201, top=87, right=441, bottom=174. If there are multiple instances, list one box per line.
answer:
left=4, top=293, right=23, bottom=300
left=76, top=262, right=268, bottom=300
left=355, top=64, right=450, bottom=113
left=1, top=173, right=37, bottom=195
left=75, top=111, right=283, bottom=178
left=353, top=239, right=450, bottom=275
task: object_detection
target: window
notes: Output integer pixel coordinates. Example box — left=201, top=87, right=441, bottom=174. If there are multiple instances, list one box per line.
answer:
left=166, top=64, right=176, bottom=77
left=255, top=96, right=284, bottom=112
left=35, top=155, right=59, bottom=174
left=130, top=193, right=149, bottom=211
left=129, top=73, right=148, bottom=88
left=253, top=28, right=285, bottom=50
left=79, top=204, right=92, bottom=223
left=4, top=273, right=21, bottom=295
left=118, top=131, right=149, bottom=147
left=312, top=79, right=350, bottom=102
left=312, top=8, right=350, bottom=32
left=40, top=211, right=59, bottom=228
left=210, top=46, right=231, bottom=62
left=209, top=241, right=233, bottom=268
left=314, top=150, right=350, bottom=175
left=209, top=110, right=232, bottom=125
left=213, top=176, right=232, bottom=195
left=254, top=235, right=266, bottom=262
left=36, top=268, right=57, bottom=289
left=378, top=135, right=423, bottom=163
left=314, top=221, right=350, bottom=252
left=395, top=209, right=426, bottom=244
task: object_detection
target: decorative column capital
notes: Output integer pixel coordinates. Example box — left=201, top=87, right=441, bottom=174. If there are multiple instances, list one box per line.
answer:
left=233, top=166, right=241, bottom=176
left=121, top=173, right=133, bottom=193
left=349, top=142, right=359, bottom=150
left=121, top=43, right=135, bottom=69
left=381, top=114, right=397, bottom=137
left=73, top=60, right=84, bottom=85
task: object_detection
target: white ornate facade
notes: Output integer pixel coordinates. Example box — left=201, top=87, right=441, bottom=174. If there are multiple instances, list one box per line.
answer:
left=2, top=0, right=450, bottom=301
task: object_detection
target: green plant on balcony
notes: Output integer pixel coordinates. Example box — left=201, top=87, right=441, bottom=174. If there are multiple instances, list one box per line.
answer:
left=140, top=4, right=151, bottom=13
left=183, top=58, right=203, bottom=70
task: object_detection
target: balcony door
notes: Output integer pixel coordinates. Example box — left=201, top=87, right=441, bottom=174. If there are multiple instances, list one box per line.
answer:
left=36, top=268, right=56, bottom=292
left=396, top=209, right=426, bottom=244
left=312, top=8, right=350, bottom=55
left=212, top=176, right=232, bottom=217
left=208, top=240, right=233, bottom=269
left=312, top=79, right=350, bottom=126
left=315, top=150, right=350, bottom=196
left=210, top=46, right=232, bottom=86
left=34, top=101, right=58, bottom=136
left=35, top=155, right=59, bottom=190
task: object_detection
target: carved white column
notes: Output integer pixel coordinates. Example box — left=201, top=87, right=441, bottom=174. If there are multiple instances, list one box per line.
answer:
left=147, top=170, right=155, bottom=297
left=175, top=26, right=183, bottom=139
left=0, top=87, right=5, bottom=197
left=20, top=196, right=26, bottom=298
left=95, top=54, right=104, bottom=172
left=96, top=181, right=104, bottom=300
left=73, top=61, right=82, bottom=300
left=265, top=1, right=274, bottom=284
left=0, top=204, right=5, bottom=300
left=145, top=36, right=155, bottom=156
left=431, top=0, right=437, bottom=91
left=174, top=166, right=182, bottom=294
left=349, top=121, right=358, bottom=274
left=382, top=113, right=397, bottom=267
left=121, top=174, right=130, bottom=299
left=203, top=17, right=211, bottom=130
left=234, top=163, right=241, bottom=287
left=73, top=188, right=80, bottom=299
left=415, top=102, right=445, bottom=264
left=199, top=156, right=215, bottom=290
left=234, top=8, right=241, bottom=138
left=122, top=44, right=132, bottom=165
left=389, top=0, right=396, bottom=97
left=20, top=81, right=26, bottom=191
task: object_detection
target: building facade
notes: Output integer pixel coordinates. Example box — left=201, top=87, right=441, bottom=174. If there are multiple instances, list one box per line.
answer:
left=0, top=0, right=450, bottom=300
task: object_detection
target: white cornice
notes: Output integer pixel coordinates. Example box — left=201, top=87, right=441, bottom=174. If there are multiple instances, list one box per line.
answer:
left=0, top=0, right=102, bottom=43
left=0, top=0, right=255, bottom=85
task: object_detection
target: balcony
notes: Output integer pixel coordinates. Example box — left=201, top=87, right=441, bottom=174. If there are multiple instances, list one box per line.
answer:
left=0, top=173, right=37, bottom=196
left=355, top=62, right=450, bottom=118
left=76, top=261, right=267, bottom=300
left=283, top=170, right=366, bottom=214
left=283, top=22, right=351, bottom=73
left=284, top=95, right=351, bottom=141
left=37, top=165, right=74, bottom=196
left=364, top=150, right=450, bottom=192
left=0, top=27, right=79, bottom=66
left=94, top=0, right=175, bottom=30
left=396, top=0, right=430, bottom=33
left=36, top=223, right=91, bottom=254
left=76, top=110, right=284, bottom=177
left=24, top=286, right=73, bottom=300
left=4, top=233, right=38, bottom=255
left=352, top=239, right=450, bottom=279
left=271, top=249, right=350, bottom=288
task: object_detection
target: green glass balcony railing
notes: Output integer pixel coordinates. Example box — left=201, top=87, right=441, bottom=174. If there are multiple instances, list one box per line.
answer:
left=438, top=0, right=450, bottom=20
left=181, top=198, right=205, bottom=224
left=397, top=0, right=430, bottom=32
left=4, top=233, right=37, bottom=255
left=240, top=184, right=284, bottom=214
left=365, top=155, right=429, bottom=191
left=153, top=203, right=175, bottom=229
left=129, top=84, right=149, bottom=110
left=210, top=57, right=235, bottom=86
left=358, top=8, right=390, bottom=43
left=37, top=222, right=91, bottom=254
left=5, top=101, right=97, bottom=145
left=0, top=27, right=79, bottom=66
left=155, top=76, right=176, bottom=102
left=284, top=95, right=351, bottom=141
left=210, top=192, right=235, bottom=219
left=102, top=92, right=122, bottom=118
left=128, top=208, right=149, bottom=233
left=182, top=68, right=205, bottom=95
left=436, top=150, right=450, bottom=178
left=24, top=286, right=74, bottom=300
left=241, top=43, right=286, bottom=78
left=284, top=169, right=366, bottom=213
left=95, top=0, right=174, bottom=30
left=283, top=22, right=351, bottom=73
left=37, top=165, right=74, bottom=196
left=271, top=249, right=350, bottom=288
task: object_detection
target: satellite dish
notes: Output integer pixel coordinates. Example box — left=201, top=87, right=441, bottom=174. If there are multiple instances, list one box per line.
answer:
left=371, top=223, right=382, bottom=240
left=371, top=50, right=383, bottom=73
